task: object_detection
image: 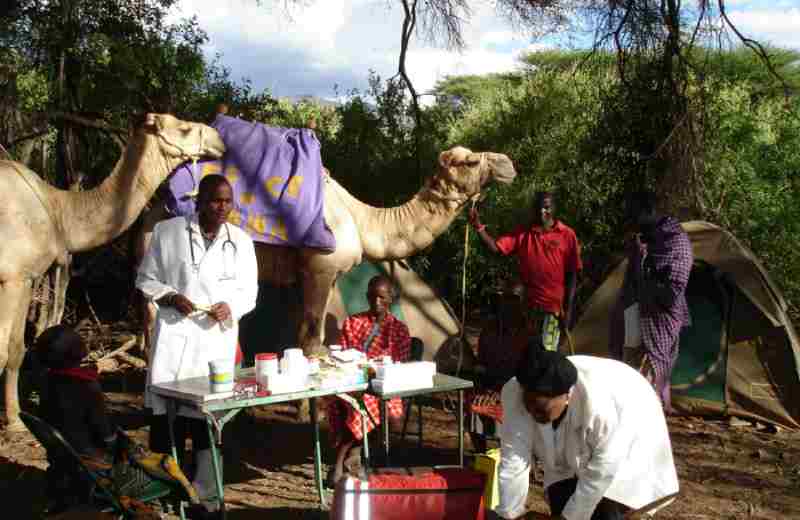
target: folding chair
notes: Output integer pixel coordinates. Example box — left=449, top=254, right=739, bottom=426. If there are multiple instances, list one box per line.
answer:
left=400, top=337, right=426, bottom=447
left=20, top=411, right=189, bottom=519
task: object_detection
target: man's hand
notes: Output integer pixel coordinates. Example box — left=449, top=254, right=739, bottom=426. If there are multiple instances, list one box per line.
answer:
left=469, top=206, right=482, bottom=228
left=208, top=302, right=232, bottom=323
left=560, top=311, right=572, bottom=333
left=168, top=294, right=195, bottom=316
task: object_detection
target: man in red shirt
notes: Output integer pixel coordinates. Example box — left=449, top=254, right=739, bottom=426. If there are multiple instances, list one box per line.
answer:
left=470, top=191, right=582, bottom=351
left=327, top=275, right=411, bottom=485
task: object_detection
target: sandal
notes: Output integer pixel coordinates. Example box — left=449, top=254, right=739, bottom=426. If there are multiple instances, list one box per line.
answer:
left=343, top=446, right=362, bottom=472
left=325, top=466, right=344, bottom=489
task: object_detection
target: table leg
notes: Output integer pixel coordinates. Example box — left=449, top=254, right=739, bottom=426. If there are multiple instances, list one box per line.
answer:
left=206, top=417, right=226, bottom=519
left=417, top=398, right=423, bottom=449
left=381, top=399, right=389, bottom=466
left=458, top=389, right=464, bottom=467
left=361, top=405, right=370, bottom=468
left=310, top=397, right=325, bottom=507
left=166, top=402, right=187, bottom=520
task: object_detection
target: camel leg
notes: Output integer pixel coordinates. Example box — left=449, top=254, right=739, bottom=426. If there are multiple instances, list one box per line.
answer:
left=1, top=280, right=33, bottom=433
left=295, top=265, right=337, bottom=423
left=297, top=266, right=337, bottom=358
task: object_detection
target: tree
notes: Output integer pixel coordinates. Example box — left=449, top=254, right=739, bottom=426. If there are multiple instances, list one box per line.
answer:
left=0, top=0, right=259, bottom=332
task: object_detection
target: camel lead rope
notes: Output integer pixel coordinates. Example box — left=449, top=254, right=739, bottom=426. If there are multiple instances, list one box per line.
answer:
left=456, top=198, right=478, bottom=377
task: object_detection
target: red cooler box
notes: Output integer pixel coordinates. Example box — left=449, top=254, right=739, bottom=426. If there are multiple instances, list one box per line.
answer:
left=331, top=467, right=487, bottom=520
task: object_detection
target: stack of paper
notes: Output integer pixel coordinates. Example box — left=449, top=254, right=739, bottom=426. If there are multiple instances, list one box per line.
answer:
left=330, top=349, right=364, bottom=363
left=313, top=365, right=368, bottom=390
left=371, top=361, right=436, bottom=394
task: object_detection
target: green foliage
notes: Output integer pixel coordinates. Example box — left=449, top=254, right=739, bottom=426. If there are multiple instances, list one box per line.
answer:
left=15, top=67, right=51, bottom=111
left=434, top=72, right=523, bottom=105
left=519, top=49, right=617, bottom=73
left=701, top=80, right=800, bottom=315
left=413, top=48, right=800, bottom=320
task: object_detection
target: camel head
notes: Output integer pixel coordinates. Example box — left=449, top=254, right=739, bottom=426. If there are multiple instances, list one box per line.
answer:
left=140, top=113, right=225, bottom=163
left=435, top=146, right=517, bottom=200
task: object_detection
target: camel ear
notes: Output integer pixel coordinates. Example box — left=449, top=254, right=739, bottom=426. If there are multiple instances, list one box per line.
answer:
left=439, top=150, right=453, bottom=169
left=142, top=113, right=159, bottom=132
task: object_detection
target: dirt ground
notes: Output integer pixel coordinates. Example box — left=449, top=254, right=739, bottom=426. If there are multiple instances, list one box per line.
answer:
left=2, top=365, right=800, bottom=520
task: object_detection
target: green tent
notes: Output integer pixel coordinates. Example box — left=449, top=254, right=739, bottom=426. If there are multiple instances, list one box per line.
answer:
left=239, top=260, right=460, bottom=362
left=572, top=221, right=800, bottom=430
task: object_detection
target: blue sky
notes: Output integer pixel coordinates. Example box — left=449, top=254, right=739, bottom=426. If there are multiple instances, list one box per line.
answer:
left=171, top=0, right=800, bottom=101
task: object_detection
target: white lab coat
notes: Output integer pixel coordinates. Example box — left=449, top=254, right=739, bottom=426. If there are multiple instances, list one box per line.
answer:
left=136, top=215, right=258, bottom=415
left=496, top=355, right=679, bottom=520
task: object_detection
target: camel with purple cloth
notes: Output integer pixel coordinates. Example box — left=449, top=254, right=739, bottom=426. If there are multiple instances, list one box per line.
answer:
left=134, top=118, right=518, bottom=365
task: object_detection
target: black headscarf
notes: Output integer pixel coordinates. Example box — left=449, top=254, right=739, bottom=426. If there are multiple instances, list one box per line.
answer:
left=35, top=325, right=87, bottom=369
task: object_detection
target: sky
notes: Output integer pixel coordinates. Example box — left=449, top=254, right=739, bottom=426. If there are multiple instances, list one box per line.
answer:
left=170, top=0, right=800, bottom=101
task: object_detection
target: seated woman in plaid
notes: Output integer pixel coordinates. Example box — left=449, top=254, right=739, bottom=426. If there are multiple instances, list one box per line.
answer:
left=327, top=275, right=410, bottom=485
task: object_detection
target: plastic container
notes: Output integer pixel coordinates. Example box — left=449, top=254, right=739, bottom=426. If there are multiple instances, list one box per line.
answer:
left=208, top=358, right=235, bottom=393
left=255, top=353, right=279, bottom=390
left=284, top=347, right=304, bottom=360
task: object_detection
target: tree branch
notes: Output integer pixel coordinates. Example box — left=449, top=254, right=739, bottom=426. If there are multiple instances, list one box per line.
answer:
left=717, top=0, right=791, bottom=95
left=50, top=112, right=127, bottom=150
left=398, top=0, right=424, bottom=179
left=9, top=128, right=49, bottom=147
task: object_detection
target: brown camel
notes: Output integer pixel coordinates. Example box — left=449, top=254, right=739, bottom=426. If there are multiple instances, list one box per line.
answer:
left=134, top=146, right=517, bottom=358
left=0, top=114, right=224, bottom=432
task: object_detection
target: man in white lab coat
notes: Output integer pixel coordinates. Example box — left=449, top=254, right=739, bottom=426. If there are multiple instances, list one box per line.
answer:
left=496, top=347, right=679, bottom=520
left=137, top=174, right=258, bottom=517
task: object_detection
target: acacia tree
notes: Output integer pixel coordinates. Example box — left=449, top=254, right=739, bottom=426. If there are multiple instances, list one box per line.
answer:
left=269, top=1, right=788, bottom=215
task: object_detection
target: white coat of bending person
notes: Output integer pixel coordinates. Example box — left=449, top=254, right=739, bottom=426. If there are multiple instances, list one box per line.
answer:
left=496, top=346, right=679, bottom=520
left=136, top=173, right=258, bottom=516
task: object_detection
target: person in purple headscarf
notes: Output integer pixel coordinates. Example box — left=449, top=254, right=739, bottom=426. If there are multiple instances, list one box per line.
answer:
left=609, top=191, right=693, bottom=414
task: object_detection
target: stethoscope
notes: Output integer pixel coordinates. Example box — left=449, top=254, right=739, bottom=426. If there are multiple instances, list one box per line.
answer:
left=188, top=221, right=238, bottom=280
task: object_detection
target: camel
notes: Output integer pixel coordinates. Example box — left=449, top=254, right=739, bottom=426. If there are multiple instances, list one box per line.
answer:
left=0, top=113, right=225, bottom=432
left=134, top=145, right=517, bottom=359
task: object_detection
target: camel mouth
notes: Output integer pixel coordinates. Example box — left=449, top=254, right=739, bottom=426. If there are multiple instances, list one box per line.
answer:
left=486, top=153, right=517, bottom=185
left=494, top=172, right=516, bottom=185
left=205, top=139, right=226, bottom=159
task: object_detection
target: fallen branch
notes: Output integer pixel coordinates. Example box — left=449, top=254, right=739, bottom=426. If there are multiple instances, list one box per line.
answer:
left=118, top=351, right=147, bottom=369
left=97, top=334, right=138, bottom=362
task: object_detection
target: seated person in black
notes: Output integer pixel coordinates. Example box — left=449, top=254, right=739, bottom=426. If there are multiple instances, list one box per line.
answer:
left=35, top=324, right=116, bottom=512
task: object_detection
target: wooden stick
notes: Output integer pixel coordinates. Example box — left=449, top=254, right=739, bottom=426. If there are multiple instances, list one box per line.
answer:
left=84, top=291, right=102, bottom=326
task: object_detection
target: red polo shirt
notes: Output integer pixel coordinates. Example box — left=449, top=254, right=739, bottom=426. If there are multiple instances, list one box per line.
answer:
left=495, top=221, right=582, bottom=314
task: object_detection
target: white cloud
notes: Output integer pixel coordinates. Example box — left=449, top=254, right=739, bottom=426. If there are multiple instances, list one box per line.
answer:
left=728, top=7, right=800, bottom=48
left=168, top=1, right=800, bottom=104
left=170, top=0, right=532, bottom=99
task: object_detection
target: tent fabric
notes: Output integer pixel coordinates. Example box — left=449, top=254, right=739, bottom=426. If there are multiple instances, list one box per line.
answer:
left=572, top=221, right=800, bottom=430
left=326, top=261, right=460, bottom=361
left=239, top=260, right=460, bottom=363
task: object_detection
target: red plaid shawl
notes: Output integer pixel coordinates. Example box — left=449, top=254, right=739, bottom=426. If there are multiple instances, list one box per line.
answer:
left=328, top=312, right=410, bottom=446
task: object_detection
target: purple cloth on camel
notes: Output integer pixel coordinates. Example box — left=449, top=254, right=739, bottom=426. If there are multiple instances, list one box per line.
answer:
left=165, top=114, right=335, bottom=251
left=609, top=216, right=693, bottom=401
